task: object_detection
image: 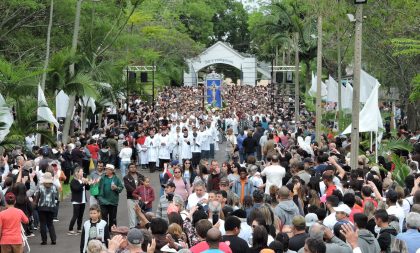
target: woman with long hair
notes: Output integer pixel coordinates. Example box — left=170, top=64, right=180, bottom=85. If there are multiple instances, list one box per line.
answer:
left=227, top=163, right=240, bottom=186
left=13, top=182, right=34, bottom=237
left=68, top=167, right=91, bottom=235
left=248, top=225, right=269, bottom=253
left=182, top=159, right=196, bottom=186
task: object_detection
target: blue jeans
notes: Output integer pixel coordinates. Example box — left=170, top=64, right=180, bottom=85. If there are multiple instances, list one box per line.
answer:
left=120, top=161, right=130, bottom=177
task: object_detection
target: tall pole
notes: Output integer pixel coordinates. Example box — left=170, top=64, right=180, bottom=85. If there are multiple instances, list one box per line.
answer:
left=126, top=68, right=129, bottom=115
left=152, top=63, right=155, bottom=109
left=294, top=32, right=300, bottom=122
left=315, top=15, right=323, bottom=142
left=350, top=4, right=363, bottom=170
left=336, top=1, right=342, bottom=128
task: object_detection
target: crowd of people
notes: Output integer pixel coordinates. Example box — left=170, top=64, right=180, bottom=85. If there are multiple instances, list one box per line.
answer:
left=0, top=84, right=420, bottom=253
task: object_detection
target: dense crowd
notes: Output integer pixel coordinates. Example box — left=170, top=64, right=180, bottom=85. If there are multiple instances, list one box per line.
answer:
left=0, top=84, right=419, bottom=253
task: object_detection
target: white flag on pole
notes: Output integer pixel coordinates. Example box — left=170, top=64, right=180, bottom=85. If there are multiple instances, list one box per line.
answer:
left=56, top=90, right=69, bottom=118
left=360, top=70, right=378, bottom=103
left=0, top=94, right=14, bottom=142
left=38, top=85, right=59, bottom=128
left=309, top=72, right=327, bottom=98
left=342, top=81, right=383, bottom=134
left=326, top=75, right=339, bottom=102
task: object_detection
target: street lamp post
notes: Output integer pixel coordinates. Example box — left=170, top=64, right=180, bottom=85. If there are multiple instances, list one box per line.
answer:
left=350, top=1, right=365, bottom=170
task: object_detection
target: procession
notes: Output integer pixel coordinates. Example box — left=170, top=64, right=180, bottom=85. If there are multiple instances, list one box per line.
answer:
left=0, top=1, right=420, bottom=253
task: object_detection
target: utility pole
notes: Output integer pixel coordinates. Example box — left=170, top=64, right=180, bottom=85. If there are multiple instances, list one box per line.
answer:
left=350, top=3, right=364, bottom=170
left=315, top=15, right=323, bottom=142
left=337, top=0, right=342, bottom=128
left=294, top=32, right=300, bottom=122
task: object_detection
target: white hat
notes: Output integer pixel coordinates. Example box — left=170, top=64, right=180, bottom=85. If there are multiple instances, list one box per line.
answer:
left=305, top=213, right=319, bottom=227
left=334, top=204, right=352, bottom=215
left=105, top=164, right=115, bottom=170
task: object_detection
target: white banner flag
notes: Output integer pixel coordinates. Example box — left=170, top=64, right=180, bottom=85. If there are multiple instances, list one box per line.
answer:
left=38, top=85, right=59, bottom=127
left=342, top=81, right=383, bottom=134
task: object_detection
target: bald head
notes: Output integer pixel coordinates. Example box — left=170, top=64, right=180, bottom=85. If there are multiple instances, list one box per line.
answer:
left=278, top=186, right=290, bottom=200
left=206, top=228, right=221, bottom=249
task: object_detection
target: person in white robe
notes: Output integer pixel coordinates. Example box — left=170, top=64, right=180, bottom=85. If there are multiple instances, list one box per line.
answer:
left=144, top=128, right=158, bottom=173
left=190, top=126, right=202, bottom=168
left=157, top=128, right=171, bottom=171
left=170, top=126, right=182, bottom=160
left=179, top=128, right=193, bottom=162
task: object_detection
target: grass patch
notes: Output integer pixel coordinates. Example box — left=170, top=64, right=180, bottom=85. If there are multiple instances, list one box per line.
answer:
left=60, top=176, right=72, bottom=201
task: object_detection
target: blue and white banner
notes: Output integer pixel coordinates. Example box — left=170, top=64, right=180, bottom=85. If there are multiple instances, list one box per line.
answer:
left=206, top=79, right=222, bottom=107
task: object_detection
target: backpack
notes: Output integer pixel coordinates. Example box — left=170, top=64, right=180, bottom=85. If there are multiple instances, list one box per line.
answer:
left=36, top=185, right=58, bottom=212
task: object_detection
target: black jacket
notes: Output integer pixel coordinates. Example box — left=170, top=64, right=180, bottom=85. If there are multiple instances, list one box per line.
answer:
left=123, top=172, right=145, bottom=199
left=377, top=226, right=398, bottom=253
left=70, top=178, right=90, bottom=203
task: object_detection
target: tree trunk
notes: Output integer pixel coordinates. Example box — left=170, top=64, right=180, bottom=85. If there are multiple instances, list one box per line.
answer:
left=294, top=32, right=300, bottom=122
left=315, top=15, right=323, bottom=143
left=62, top=0, right=83, bottom=145
left=37, top=0, right=54, bottom=146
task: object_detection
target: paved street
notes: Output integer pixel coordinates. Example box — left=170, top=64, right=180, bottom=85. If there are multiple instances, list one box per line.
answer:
left=29, top=144, right=227, bottom=252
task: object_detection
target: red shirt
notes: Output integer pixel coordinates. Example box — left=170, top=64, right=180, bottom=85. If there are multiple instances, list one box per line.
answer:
left=87, top=144, right=99, bottom=159
left=325, top=184, right=337, bottom=197
left=0, top=207, right=29, bottom=245
left=190, top=241, right=232, bottom=253
left=349, top=204, right=364, bottom=223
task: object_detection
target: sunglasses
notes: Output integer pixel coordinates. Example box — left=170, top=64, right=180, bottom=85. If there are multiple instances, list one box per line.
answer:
left=174, top=171, right=181, bottom=174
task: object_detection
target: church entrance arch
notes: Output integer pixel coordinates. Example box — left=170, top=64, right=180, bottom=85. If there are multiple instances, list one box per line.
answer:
left=183, top=41, right=257, bottom=86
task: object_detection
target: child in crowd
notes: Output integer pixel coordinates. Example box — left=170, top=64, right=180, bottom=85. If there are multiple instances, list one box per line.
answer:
left=80, top=204, right=110, bottom=253
left=133, top=177, right=155, bottom=212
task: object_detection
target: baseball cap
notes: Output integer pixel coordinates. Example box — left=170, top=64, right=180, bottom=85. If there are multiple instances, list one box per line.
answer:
left=170, top=160, right=179, bottom=166
left=305, top=213, right=319, bottom=227
left=292, top=215, right=306, bottom=228
left=127, top=228, right=144, bottom=245
left=334, top=204, right=351, bottom=215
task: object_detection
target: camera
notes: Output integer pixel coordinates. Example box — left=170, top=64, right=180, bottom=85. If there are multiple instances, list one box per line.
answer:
left=166, top=193, right=174, bottom=202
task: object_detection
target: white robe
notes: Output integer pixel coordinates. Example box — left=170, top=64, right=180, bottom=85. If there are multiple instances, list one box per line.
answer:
left=191, top=132, right=203, bottom=153
left=145, top=136, right=159, bottom=163
left=200, top=130, right=211, bottom=151
left=180, top=135, right=193, bottom=160
left=169, top=132, right=182, bottom=159
left=157, top=134, right=171, bottom=160
left=136, top=143, right=148, bottom=165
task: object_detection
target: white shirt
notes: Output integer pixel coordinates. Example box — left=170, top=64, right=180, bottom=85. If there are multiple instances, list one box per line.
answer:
left=387, top=205, right=405, bottom=232
left=186, top=193, right=208, bottom=210
left=119, top=147, right=132, bottom=162
left=323, top=212, right=337, bottom=230
left=261, top=164, right=286, bottom=194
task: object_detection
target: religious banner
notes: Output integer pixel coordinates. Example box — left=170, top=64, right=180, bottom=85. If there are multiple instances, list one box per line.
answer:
left=205, top=71, right=222, bottom=108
